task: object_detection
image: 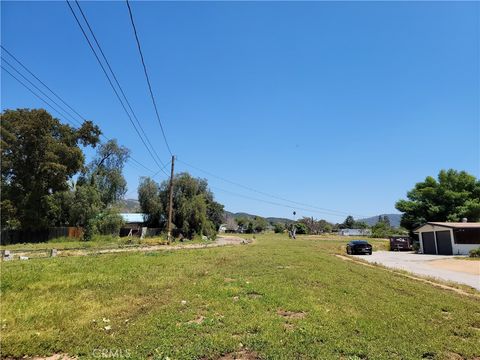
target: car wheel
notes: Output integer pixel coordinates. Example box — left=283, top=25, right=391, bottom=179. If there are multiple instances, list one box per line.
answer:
left=368, top=251, right=372, bottom=255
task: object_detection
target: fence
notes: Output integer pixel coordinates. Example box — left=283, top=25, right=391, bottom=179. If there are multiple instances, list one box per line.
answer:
left=0, top=227, right=83, bottom=245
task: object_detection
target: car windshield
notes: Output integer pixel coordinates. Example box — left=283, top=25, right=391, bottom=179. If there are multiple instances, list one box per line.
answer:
left=351, top=240, right=369, bottom=244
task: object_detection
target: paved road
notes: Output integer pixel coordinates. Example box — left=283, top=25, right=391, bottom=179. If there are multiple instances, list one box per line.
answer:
left=353, top=251, right=480, bottom=291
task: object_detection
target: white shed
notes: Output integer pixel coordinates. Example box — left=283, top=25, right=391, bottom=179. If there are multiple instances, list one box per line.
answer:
left=413, top=222, right=480, bottom=255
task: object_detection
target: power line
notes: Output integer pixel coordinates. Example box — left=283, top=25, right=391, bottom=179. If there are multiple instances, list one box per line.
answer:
left=73, top=0, right=167, bottom=169
left=1, top=65, right=151, bottom=176
left=66, top=0, right=167, bottom=175
left=178, top=159, right=368, bottom=218
left=2, top=58, right=81, bottom=127
left=211, top=186, right=353, bottom=220
left=1, top=45, right=86, bottom=125
left=1, top=48, right=156, bottom=175
left=125, top=0, right=173, bottom=156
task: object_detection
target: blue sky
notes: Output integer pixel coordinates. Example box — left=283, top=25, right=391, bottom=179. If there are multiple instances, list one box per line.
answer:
left=2, top=1, right=479, bottom=222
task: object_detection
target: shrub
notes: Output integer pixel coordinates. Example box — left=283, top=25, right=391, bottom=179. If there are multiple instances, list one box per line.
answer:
left=95, top=211, right=124, bottom=236
left=469, top=248, right=480, bottom=258
left=274, top=223, right=285, bottom=233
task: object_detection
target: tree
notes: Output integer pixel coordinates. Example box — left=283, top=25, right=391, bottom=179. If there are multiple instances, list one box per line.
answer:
left=395, top=169, right=480, bottom=231
left=235, top=217, right=249, bottom=229
left=354, top=221, right=369, bottom=229
left=69, top=184, right=103, bottom=241
left=295, top=222, right=309, bottom=234
left=1, top=109, right=100, bottom=230
left=340, top=216, right=355, bottom=229
left=138, top=177, right=163, bottom=227
left=138, top=173, right=224, bottom=239
left=95, top=208, right=125, bottom=236
left=382, top=215, right=390, bottom=227
left=81, top=139, right=130, bottom=206
left=273, top=222, right=285, bottom=233
left=371, top=220, right=394, bottom=238
left=253, top=216, right=268, bottom=233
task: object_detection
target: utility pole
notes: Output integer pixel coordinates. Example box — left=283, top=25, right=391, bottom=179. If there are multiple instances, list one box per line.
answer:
left=167, top=155, right=175, bottom=243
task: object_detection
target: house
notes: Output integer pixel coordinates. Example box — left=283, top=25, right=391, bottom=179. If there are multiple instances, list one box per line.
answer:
left=413, top=222, right=480, bottom=255
left=338, top=229, right=372, bottom=236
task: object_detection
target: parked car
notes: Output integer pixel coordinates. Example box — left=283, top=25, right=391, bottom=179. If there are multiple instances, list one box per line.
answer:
left=389, top=236, right=412, bottom=251
left=346, top=240, right=372, bottom=255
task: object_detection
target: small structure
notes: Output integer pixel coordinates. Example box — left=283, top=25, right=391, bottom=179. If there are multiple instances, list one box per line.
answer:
left=338, top=229, right=372, bottom=236
left=119, top=213, right=147, bottom=237
left=414, top=222, right=480, bottom=255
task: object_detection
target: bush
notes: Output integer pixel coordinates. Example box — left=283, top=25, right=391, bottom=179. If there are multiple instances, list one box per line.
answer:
left=95, top=211, right=124, bottom=236
left=274, top=223, right=285, bottom=233
left=469, top=248, right=480, bottom=258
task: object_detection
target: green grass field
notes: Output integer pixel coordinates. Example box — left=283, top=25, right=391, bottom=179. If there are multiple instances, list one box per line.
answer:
left=1, top=234, right=479, bottom=359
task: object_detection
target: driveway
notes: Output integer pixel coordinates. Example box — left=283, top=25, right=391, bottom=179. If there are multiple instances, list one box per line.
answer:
left=353, top=251, right=480, bottom=291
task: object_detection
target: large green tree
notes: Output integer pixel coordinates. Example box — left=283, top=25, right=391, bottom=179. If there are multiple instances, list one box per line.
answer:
left=395, top=169, right=480, bottom=231
left=80, top=139, right=130, bottom=206
left=138, top=172, right=224, bottom=239
left=138, top=177, right=163, bottom=227
left=1, top=109, right=100, bottom=230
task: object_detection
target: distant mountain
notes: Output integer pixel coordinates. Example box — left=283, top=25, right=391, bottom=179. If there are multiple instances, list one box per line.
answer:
left=117, top=199, right=141, bottom=213
left=224, top=211, right=293, bottom=224
left=357, top=213, right=402, bottom=228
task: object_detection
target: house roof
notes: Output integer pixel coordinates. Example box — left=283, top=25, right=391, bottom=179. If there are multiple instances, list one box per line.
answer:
left=119, top=213, right=146, bottom=223
left=414, top=222, right=480, bottom=232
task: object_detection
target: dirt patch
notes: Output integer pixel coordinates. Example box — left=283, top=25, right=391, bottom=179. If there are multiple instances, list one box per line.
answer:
left=9, top=355, right=77, bottom=360
left=428, top=259, right=480, bottom=275
left=216, top=350, right=260, bottom=360
left=442, top=352, right=465, bottom=360
left=188, top=315, right=205, bottom=325
left=247, top=292, right=263, bottom=299
left=277, top=310, right=306, bottom=319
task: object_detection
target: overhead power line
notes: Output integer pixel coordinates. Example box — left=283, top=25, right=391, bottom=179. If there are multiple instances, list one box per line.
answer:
left=1, top=45, right=86, bottom=125
left=125, top=0, right=173, bottom=156
left=66, top=0, right=168, bottom=175
left=1, top=52, right=155, bottom=175
left=2, top=58, right=81, bottom=127
left=178, top=159, right=368, bottom=219
left=211, top=186, right=352, bottom=220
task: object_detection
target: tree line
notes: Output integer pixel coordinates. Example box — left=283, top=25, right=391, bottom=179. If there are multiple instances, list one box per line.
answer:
left=1, top=109, right=223, bottom=241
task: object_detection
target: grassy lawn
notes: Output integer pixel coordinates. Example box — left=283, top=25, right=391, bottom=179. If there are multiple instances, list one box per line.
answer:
left=1, top=234, right=479, bottom=359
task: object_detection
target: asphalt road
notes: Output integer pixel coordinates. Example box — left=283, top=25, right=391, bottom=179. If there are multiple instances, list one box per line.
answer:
left=353, top=251, right=480, bottom=291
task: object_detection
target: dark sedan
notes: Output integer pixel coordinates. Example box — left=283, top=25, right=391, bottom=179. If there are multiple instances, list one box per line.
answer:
left=346, top=240, right=372, bottom=255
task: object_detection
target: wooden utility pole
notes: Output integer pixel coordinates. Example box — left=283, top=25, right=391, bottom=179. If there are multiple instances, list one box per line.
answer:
left=167, top=155, right=175, bottom=243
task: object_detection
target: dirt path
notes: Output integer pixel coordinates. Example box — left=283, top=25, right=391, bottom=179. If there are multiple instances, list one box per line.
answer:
left=6, top=236, right=251, bottom=260
left=64, top=236, right=250, bottom=257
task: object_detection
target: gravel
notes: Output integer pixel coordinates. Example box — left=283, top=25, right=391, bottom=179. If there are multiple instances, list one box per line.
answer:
left=353, top=251, right=480, bottom=290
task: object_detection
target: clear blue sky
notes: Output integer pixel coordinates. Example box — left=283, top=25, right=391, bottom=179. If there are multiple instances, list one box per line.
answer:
left=2, top=1, right=479, bottom=222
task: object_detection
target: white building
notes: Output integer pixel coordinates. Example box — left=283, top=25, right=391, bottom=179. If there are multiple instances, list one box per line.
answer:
left=413, top=222, right=480, bottom=255
left=338, top=229, right=372, bottom=236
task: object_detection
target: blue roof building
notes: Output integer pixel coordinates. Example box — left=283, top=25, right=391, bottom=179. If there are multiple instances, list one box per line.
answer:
left=119, top=213, right=147, bottom=224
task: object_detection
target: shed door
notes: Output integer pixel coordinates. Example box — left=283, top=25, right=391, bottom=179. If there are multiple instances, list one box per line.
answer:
left=422, top=232, right=436, bottom=254
left=436, top=231, right=453, bottom=255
